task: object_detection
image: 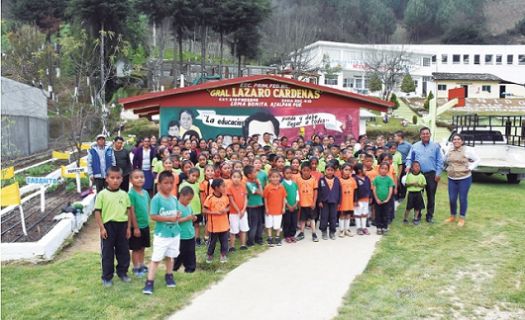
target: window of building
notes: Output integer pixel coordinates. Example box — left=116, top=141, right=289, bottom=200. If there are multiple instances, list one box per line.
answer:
left=519, top=55, right=525, bottom=65
left=324, top=76, right=338, bottom=85
left=422, top=57, right=431, bottom=66
left=441, top=54, right=448, bottom=64
left=354, top=75, right=363, bottom=89
left=507, top=55, right=514, bottom=64
left=482, top=85, right=491, bottom=93
left=432, top=55, right=436, bottom=63
left=474, top=54, right=480, bottom=65
left=364, top=77, right=371, bottom=89
left=343, top=78, right=352, bottom=88
left=453, top=54, right=460, bottom=64
left=414, top=80, right=418, bottom=88
left=438, top=84, right=447, bottom=91
left=485, top=54, right=493, bottom=64
left=463, top=54, right=469, bottom=64
left=496, top=55, right=502, bottom=65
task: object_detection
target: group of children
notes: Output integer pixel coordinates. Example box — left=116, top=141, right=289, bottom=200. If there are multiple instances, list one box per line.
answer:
left=94, top=132, right=427, bottom=294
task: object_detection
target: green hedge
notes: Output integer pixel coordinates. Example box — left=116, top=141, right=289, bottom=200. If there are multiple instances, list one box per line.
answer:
left=122, top=119, right=159, bottom=140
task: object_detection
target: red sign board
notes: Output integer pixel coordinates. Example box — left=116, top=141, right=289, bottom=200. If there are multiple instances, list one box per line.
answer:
left=448, top=87, right=466, bottom=107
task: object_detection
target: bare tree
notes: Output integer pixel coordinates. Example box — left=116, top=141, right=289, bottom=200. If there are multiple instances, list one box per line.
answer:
left=53, top=28, right=124, bottom=163
left=363, top=46, right=414, bottom=100
left=261, top=3, right=320, bottom=79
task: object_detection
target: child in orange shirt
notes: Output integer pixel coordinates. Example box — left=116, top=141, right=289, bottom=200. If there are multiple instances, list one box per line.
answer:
left=263, top=170, right=287, bottom=246
left=154, top=158, right=180, bottom=197
left=203, top=178, right=230, bottom=264
left=290, top=158, right=302, bottom=183
left=296, top=161, right=319, bottom=242
left=339, top=163, right=358, bottom=237
left=199, top=164, right=215, bottom=246
left=227, top=170, right=249, bottom=250
left=363, top=154, right=377, bottom=226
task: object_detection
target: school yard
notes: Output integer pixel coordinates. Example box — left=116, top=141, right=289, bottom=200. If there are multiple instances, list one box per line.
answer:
left=1, top=174, right=524, bottom=319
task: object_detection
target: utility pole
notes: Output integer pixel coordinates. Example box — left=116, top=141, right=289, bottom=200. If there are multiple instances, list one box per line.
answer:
left=100, top=22, right=108, bottom=136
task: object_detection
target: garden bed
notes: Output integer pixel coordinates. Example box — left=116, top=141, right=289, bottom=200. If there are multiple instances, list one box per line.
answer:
left=1, top=184, right=82, bottom=243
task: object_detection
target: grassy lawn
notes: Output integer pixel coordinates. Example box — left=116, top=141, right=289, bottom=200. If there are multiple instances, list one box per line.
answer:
left=1, top=240, right=266, bottom=319
left=336, top=174, right=525, bottom=319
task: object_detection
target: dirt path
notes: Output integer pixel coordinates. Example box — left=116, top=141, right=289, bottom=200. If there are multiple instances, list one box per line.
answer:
left=169, top=228, right=380, bottom=320
left=59, top=215, right=99, bottom=258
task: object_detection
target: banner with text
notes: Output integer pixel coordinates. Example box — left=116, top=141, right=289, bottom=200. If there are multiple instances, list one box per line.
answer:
left=160, top=106, right=359, bottom=143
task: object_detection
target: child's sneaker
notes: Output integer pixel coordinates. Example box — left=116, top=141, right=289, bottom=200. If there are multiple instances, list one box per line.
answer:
left=206, top=255, right=213, bottom=264
left=220, top=255, right=228, bottom=263
left=413, top=219, right=420, bottom=225
left=102, top=279, right=113, bottom=287
left=119, top=275, right=131, bottom=283
left=267, top=237, right=274, bottom=247
left=357, top=228, right=364, bottom=236
left=444, top=216, right=456, bottom=223
left=165, top=274, right=176, bottom=288
left=291, top=236, right=297, bottom=243
left=312, top=233, right=319, bottom=242
left=133, top=268, right=143, bottom=277
left=321, top=231, right=328, bottom=240
left=228, top=247, right=236, bottom=253
left=275, top=237, right=282, bottom=246
left=295, top=232, right=305, bottom=241
left=196, top=238, right=202, bottom=246
left=377, top=229, right=383, bottom=235
left=457, top=218, right=465, bottom=227
left=239, top=245, right=248, bottom=250
left=345, top=230, right=354, bottom=237
left=143, top=280, right=154, bottom=295
left=403, top=219, right=409, bottom=225
left=338, top=230, right=345, bottom=238
left=363, top=228, right=370, bottom=235
left=285, top=237, right=292, bottom=243
left=329, top=232, right=336, bottom=240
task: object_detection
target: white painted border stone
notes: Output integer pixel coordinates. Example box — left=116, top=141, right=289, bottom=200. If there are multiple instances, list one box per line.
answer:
left=1, top=193, right=96, bottom=262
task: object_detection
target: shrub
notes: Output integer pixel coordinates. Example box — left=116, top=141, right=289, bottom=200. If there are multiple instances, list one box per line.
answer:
left=122, top=118, right=159, bottom=140
left=423, top=91, right=434, bottom=110
left=412, top=115, right=418, bottom=125
left=390, top=93, right=400, bottom=109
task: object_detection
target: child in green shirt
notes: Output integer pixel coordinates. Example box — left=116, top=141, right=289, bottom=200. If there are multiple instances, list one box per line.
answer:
left=403, top=161, right=427, bottom=224
left=94, top=166, right=135, bottom=287
left=128, top=169, right=151, bottom=277
left=173, top=186, right=196, bottom=273
left=143, top=171, right=181, bottom=295
left=179, top=168, right=202, bottom=252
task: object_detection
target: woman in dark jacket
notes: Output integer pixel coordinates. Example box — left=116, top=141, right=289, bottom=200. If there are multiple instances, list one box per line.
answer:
left=132, top=137, right=156, bottom=194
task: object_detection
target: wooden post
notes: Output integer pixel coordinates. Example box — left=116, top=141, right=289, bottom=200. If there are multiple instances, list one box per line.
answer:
left=40, top=186, right=46, bottom=213
left=76, top=172, right=81, bottom=194
left=19, top=206, right=27, bottom=236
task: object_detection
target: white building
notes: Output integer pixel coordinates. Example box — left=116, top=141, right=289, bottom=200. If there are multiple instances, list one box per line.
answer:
left=303, top=41, right=525, bottom=98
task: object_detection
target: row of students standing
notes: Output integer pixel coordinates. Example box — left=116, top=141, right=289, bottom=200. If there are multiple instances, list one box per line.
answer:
left=94, top=143, right=410, bottom=294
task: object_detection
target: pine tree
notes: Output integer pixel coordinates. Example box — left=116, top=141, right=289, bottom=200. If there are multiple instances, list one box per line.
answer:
left=368, top=73, right=382, bottom=92
left=401, top=74, right=416, bottom=94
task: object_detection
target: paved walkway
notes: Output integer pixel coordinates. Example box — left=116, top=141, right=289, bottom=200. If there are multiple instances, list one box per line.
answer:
left=169, top=229, right=380, bottom=320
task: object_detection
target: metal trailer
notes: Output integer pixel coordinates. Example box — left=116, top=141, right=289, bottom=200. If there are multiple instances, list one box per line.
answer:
left=446, top=114, right=525, bottom=184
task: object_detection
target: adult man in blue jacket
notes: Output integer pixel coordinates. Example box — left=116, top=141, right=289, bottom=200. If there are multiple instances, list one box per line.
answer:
left=405, top=127, right=444, bottom=224
left=88, top=134, right=116, bottom=193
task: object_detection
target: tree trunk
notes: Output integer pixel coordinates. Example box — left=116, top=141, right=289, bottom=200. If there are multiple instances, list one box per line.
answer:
left=157, top=19, right=167, bottom=91
left=237, top=55, right=242, bottom=77
left=200, top=24, right=207, bottom=81
left=219, top=31, right=224, bottom=79
left=178, top=28, right=184, bottom=86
